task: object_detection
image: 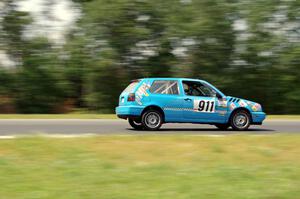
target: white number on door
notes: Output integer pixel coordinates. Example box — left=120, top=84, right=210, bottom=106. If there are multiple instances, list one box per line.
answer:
left=193, top=99, right=215, bottom=113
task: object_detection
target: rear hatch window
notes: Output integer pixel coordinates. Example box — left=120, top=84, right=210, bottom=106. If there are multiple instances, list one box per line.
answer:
left=122, top=82, right=139, bottom=93
left=119, top=81, right=141, bottom=105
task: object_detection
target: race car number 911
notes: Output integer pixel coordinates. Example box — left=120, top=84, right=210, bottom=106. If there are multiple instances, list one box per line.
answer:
left=194, top=99, right=215, bottom=113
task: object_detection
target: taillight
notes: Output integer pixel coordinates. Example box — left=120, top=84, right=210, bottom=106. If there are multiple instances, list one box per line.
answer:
left=127, top=93, right=135, bottom=102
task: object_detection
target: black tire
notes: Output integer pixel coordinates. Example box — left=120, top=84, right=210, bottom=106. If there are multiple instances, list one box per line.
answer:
left=230, top=110, right=251, bottom=131
left=128, top=118, right=143, bottom=130
left=141, top=110, right=163, bottom=131
left=215, top=123, right=230, bottom=130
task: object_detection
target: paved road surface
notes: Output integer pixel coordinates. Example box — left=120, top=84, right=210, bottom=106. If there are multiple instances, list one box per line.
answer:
left=0, top=119, right=299, bottom=135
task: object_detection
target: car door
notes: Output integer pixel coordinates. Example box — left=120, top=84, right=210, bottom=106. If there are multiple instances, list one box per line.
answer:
left=181, top=80, right=224, bottom=123
left=149, top=80, right=183, bottom=122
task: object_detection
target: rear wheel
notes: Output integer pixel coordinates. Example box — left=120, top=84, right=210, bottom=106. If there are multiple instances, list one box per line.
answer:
left=215, top=124, right=230, bottom=130
left=230, top=110, right=251, bottom=131
left=128, top=118, right=143, bottom=130
left=142, top=110, right=163, bottom=131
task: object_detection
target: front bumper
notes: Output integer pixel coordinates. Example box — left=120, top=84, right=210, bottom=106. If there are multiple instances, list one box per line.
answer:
left=115, top=106, right=144, bottom=119
left=251, top=111, right=266, bottom=124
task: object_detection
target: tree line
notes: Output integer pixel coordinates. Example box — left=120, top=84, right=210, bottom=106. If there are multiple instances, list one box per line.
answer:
left=0, top=0, right=299, bottom=114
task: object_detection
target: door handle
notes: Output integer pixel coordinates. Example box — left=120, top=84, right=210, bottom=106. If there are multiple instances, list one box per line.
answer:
left=184, top=98, right=192, bottom=101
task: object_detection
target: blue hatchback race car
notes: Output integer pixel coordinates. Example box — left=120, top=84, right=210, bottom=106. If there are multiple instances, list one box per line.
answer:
left=116, top=78, right=266, bottom=131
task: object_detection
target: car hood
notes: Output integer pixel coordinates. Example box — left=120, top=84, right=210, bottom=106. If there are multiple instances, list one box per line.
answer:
left=224, top=96, right=262, bottom=112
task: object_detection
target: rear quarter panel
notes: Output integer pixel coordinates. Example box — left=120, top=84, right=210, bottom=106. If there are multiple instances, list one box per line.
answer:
left=134, top=79, right=184, bottom=121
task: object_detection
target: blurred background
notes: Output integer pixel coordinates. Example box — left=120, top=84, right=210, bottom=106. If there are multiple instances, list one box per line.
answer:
left=0, top=0, right=299, bottom=114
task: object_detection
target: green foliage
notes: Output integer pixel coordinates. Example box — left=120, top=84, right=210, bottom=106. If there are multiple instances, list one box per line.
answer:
left=0, top=0, right=299, bottom=113
left=14, top=38, right=69, bottom=113
left=1, top=4, right=32, bottom=58
left=0, top=69, right=13, bottom=95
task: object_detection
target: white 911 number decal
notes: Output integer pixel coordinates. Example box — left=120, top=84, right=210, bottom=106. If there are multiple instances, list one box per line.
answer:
left=194, top=99, right=215, bottom=113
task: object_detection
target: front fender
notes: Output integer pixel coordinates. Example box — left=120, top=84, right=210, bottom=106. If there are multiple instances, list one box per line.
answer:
left=225, top=97, right=263, bottom=123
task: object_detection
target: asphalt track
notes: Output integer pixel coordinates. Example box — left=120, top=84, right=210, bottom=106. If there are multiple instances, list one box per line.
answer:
left=0, top=119, right=299, bottom=135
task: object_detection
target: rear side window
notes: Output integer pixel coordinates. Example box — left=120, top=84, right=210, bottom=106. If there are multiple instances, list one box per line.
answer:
left=150, top=80, right=179, bottom=95
left=123, top=82, right=139, bottom=93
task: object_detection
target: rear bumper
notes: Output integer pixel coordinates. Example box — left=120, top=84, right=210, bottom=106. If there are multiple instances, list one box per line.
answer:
left=251, top=111, right=266, bottom=124
left=115, top=106, right=144, bottom=119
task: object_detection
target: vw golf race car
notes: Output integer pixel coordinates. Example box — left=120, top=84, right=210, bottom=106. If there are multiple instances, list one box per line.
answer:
left=115, top=78, right=266, bottom=131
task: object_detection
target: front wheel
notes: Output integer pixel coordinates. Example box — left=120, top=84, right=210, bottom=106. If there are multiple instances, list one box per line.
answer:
left=230, top=110, right=251, bottom=131
left=142, top=110, right=163, bottom=131
left=128, top=119, right=143, bottom=130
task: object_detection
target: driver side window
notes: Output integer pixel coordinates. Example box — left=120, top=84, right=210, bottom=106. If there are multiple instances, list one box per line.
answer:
left=183, top=81, right=216, bottom=97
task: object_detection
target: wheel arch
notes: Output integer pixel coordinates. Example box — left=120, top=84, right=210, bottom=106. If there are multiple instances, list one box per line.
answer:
left=141, top=105, right=165, bottom=122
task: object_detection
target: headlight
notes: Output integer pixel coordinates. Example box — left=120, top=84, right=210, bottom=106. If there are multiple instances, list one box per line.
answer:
left=251, top=103, right=262, bottom=112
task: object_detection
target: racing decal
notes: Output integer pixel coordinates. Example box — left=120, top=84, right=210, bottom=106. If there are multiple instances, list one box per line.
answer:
left=164, top=107, right=193, bottom=111
left=246, top=101, right=252, bottom=106
left=135, top=81, right=151, bottom=105
left=193, top=99, right=215, bottom=113
left=229, top=102, right=236, bottom=110
left=238, top=100, right=247, bottom=107
left=251, top=103, right=261, bottom=111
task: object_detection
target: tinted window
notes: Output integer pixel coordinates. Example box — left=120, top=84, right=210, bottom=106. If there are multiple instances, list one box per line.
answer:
left=150, top=80, right=179, bottom=95
left=183, top=81, right=216, bottom=97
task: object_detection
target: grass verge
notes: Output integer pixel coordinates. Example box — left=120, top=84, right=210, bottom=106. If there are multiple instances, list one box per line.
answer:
left=267, top=115, right=300, bottom=120
left=0, top=134, right=299, bottom=199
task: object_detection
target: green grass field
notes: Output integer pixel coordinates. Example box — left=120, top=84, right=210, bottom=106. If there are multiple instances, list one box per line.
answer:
left=0, top=135, right=299, bottom=199
left=0, top=114, right=299, bottom=120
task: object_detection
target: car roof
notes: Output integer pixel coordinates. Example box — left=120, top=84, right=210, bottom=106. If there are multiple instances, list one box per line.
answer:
left=138, top=77, right=204, bottom=82
left=134, top=77, right=226, bottom=97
